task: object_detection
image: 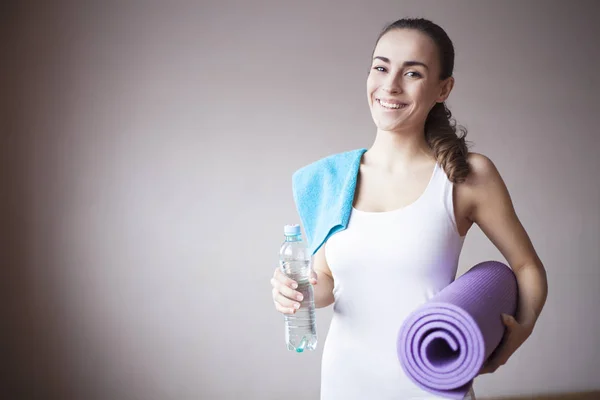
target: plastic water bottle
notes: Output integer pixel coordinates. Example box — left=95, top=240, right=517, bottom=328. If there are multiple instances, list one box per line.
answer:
left=279, top=224, right=317, bottom=352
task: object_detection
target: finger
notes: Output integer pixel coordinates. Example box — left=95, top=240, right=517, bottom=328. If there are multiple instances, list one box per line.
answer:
left=271, top=277, right=303, bottom=303
left=272, top=287, right=301, bottom=314
left=274, top=300, right=297, bottom=315
left=487, top=363, right=499, bottom=373
left=271, top=272, right=302, bottom=299
left=272, top=286, right=301, bottom=307
left=274, top=268, right=299, bottom=289
left=482, top=351, right=509, bottom=374
left=479, top=359, right=498, bottom=374
left=502, top=313, right=517, bottom=328
left=478, top=364, right=496, bottom=375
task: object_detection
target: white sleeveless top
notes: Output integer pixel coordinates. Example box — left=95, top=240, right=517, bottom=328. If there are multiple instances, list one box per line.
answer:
left=321, top=162, right=475, bottom=400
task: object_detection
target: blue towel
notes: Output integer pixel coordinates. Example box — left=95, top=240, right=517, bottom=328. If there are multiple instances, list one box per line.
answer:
left=292, top=148, right=367, bottom=255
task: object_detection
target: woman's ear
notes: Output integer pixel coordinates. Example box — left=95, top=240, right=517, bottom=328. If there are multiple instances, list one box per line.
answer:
left=436, top=76, right=455, bottom=103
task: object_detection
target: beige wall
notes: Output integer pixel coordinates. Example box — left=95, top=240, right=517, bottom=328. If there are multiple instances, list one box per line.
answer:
left=2, top=1, right=599, bottom=399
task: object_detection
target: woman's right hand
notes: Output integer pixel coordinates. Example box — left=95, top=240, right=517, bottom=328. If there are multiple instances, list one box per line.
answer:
left=271, top=267, right=317, bottom=314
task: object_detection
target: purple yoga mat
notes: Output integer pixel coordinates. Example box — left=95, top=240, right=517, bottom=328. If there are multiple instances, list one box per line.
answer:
left=397, top=261, right=518, bottom=399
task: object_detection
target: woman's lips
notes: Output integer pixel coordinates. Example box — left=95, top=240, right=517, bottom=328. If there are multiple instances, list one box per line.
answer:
left=376, top=98, right=408, bottom=110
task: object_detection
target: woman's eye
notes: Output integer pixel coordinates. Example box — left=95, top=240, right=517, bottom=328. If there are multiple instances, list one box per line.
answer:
left=406, top=71, right=422, bottom=78
left=373, top=66, right=386, bottom=72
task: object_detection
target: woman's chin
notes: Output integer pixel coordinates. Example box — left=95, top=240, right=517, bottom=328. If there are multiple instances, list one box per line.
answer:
left=371, top=111, right=423, bottom=133
left=372, top=117, right=405, bottom=132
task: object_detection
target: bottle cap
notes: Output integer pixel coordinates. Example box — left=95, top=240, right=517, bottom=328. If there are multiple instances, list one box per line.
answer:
left=284, top=224, right=301, bottom=236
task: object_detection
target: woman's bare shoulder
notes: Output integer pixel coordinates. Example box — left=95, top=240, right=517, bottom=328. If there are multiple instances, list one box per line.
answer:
left=453, top=152, right=507, bottom=232
left=464, top=152, right=502, bottom=186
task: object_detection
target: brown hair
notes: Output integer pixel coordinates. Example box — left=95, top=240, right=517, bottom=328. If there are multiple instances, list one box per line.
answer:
left=374, top=18, right=471, bottom=183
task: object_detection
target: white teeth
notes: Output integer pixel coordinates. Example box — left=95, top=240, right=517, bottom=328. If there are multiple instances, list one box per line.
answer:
left=378, top=99, right=405, bottom=109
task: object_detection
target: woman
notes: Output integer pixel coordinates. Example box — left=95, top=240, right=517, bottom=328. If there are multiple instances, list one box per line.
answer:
left=271, top=18, right=548, bottom=400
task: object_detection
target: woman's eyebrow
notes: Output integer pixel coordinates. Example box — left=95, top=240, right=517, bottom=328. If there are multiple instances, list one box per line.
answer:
left=373, top=56, right=429, bottom=70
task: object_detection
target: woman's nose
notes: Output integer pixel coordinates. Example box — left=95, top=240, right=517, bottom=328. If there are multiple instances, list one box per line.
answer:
left=383, top=86, right=401, bottom=94
left=382, top=77, right=402, bottom=94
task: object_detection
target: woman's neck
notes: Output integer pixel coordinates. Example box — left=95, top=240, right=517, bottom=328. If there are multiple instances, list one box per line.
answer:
left=364, top=128, right=434, bottom=173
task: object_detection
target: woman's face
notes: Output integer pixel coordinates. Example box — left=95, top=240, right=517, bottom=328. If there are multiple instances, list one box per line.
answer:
left=367, top=29, right=453, bottom=133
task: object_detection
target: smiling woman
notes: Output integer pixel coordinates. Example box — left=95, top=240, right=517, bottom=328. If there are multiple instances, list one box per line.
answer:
left=367, top=20, right=470, bottom=185
left=271, top=17, right=548, bottom=400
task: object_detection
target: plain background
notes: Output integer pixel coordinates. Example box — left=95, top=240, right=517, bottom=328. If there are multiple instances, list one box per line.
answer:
left=2, top=1, right=599, bottom=399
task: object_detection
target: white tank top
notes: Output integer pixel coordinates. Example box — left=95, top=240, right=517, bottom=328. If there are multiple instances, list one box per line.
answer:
left=321, top=162, right=474, bottom=400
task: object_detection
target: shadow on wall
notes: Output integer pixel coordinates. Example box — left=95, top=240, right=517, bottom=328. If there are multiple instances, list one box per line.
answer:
left=0, top=4, right=69, bottom=398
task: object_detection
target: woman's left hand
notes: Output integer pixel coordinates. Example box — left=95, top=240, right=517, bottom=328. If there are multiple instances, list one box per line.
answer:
left=478, top=313, right=533, bottom=375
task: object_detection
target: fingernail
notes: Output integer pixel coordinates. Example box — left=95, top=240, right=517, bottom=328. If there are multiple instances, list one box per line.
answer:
left=292, top=282, right=298, bottom=289
left=294, top=303, right=300, bottom=309
left=297, top=294, right=303, bottom=301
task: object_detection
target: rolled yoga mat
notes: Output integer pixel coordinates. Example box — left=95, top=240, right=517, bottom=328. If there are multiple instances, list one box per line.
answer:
left=397, top=261, right=518, bottom=400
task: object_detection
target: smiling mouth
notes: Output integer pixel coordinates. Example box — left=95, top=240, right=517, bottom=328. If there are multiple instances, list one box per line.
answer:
left=376, top=98, right=408, bottom=110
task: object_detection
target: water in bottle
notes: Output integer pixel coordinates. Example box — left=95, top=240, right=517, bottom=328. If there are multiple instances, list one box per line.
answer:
left=279, top=224, right=318, bottom=353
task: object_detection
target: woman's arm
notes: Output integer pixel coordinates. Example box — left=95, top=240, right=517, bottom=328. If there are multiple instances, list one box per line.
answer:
left=462, top=153, right=548, bottom=372
left=466, top=153, right=548, bottom=329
